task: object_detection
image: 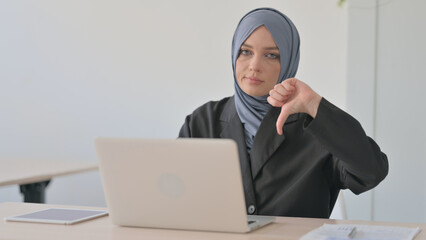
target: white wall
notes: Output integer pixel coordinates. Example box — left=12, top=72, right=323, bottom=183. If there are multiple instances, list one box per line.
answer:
left=346, top=0, right=426, bottom=223
left=374, top=0, right=426, bottom=223
left=0, top=0, right=347, bottom=216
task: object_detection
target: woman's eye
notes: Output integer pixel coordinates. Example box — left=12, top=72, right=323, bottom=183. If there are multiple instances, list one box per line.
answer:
left=266, top=53, right=280, bottom=59
left=239, top=49, right=252, bottom=56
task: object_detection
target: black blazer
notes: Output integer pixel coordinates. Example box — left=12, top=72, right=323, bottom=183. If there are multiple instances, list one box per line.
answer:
left=179, top=96, right=388, bottom=218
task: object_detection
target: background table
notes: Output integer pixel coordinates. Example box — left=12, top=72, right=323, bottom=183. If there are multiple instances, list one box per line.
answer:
left=0, top=202, right=424, bottom=240
left=0, top=159, right=98, bottom=203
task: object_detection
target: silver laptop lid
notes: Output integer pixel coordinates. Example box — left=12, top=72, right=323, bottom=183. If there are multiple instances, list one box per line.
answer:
left=95, top=138, right=251, bottom=232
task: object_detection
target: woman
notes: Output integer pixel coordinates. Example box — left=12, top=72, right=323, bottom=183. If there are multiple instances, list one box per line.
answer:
left=179, top=8, right=388, bottom=218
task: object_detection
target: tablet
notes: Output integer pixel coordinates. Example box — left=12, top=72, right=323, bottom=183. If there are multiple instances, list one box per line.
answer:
left=4, top=208, right=108, bottom=225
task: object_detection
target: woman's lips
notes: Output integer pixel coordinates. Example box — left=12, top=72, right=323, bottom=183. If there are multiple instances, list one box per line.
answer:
left=245, top=76, right=263, bottom=85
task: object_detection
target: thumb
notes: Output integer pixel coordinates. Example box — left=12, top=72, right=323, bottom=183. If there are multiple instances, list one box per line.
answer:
left=276, top=106, right=290, bottom=135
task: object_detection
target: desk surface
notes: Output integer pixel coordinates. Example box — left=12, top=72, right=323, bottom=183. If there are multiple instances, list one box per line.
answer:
left=0, top=159, right=98, bottom=187
left=1, top=202, right=424, bottom=240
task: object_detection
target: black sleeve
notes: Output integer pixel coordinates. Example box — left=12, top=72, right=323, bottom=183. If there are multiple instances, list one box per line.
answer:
left=178, top=114, right=192, bottom=138
left=177, top=98, right=230, bottom=139
left=304, top=98, right=389, bottom=194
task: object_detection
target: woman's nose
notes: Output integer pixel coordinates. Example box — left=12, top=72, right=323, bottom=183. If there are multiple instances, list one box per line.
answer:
left=249, top=55, right=262, bottom=72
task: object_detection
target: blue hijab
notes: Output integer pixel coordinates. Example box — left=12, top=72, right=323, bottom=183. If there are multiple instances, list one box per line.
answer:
left=232, top=8, right=300, bottom=152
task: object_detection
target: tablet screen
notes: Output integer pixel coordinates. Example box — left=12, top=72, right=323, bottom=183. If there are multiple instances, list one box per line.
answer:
left=5, top=208, right=108, bottom=224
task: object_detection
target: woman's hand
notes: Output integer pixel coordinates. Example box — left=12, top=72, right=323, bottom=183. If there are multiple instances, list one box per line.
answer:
left=267, top=78, right=322, bottom=135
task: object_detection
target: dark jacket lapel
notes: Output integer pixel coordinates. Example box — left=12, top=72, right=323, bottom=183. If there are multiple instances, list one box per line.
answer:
left=250, top=107, right=299, bottom=179
left=219, top=97, right=256, bottom=207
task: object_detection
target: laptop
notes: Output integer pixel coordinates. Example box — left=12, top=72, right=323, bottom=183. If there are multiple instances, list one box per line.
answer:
left=94, top=137, right=275, bottom=233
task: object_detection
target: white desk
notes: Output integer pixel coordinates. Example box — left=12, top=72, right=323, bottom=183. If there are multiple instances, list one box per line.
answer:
left=0, top=159, right=97, bottom=203
left=0, top=202, right=424, bottom=240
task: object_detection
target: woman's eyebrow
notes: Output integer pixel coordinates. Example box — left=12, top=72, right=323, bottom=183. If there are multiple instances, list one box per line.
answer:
left=241, top=44, right=278, bottom=51
left=264, top=46, right=279, bottom=51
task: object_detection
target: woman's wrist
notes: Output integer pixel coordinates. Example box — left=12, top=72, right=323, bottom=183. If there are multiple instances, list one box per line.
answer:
left=307, top=93, right=322, bottom=118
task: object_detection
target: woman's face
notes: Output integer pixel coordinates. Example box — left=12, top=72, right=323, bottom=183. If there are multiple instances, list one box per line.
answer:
left=235, top=26, right=281, bottom=97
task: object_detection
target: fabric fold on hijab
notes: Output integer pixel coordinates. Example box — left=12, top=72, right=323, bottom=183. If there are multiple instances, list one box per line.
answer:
left=232, top=7, right=301, bottom=153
